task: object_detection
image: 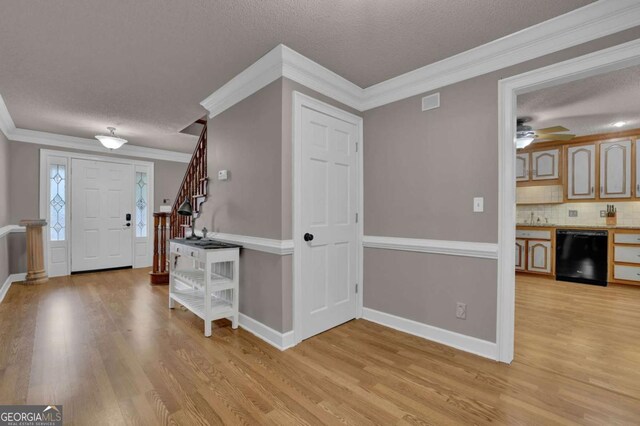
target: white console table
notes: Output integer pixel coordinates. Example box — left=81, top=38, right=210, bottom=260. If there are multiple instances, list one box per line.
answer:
left=169, top=239, right=241, bottom=337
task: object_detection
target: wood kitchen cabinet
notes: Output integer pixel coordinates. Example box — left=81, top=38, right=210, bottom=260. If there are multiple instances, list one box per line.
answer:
left=600, top=140, right=631, bottom=199
left=515, top=228, right=554, bottom=276
left=566, top=144, right=596, bottom=200
left=527, top=240, right=552, bottom=274
left=516, top=149, right=560, bottom=183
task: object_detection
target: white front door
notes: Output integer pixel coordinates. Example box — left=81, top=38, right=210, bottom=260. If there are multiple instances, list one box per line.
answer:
left=71, top=159, right=134, bottom=272
left=299, top=104, right=358, bottom=340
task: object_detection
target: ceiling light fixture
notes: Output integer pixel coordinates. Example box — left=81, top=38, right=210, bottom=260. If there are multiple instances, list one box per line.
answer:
left=95, top=127, right=128, bottom=150
left=612, top=121, right=626, bottom=128
left=515, top=136, right=534, bottom=150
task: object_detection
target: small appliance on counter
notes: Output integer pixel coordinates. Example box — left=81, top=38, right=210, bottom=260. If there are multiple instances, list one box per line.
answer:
left=556, top=229, right=608, bottom=286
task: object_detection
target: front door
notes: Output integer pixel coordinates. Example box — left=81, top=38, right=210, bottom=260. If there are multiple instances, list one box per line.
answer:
left=299, top=104, right=359, bottom=340
left=71, top=159, right=133, bottom=272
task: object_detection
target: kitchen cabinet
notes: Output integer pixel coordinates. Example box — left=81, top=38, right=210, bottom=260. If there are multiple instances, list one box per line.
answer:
left=531, top=149, right=559, bottom=181
left=612, top=231, right=640, bottom=286
left=515, top=239, right=526, bottom=271
left=600, top=140, right=631, bottom=199
left=527, top=240, right=552, bottom=274
left=567, top=144, right=596, bottom=200
left=516, top=153, right=529, bottom=182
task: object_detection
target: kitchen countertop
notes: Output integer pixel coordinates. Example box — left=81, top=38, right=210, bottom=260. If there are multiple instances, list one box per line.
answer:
left=516, top=224, right=640, bottom=230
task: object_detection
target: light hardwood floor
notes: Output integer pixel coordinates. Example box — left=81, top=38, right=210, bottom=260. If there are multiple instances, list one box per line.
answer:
left=1, top=269, right=639, bottom=425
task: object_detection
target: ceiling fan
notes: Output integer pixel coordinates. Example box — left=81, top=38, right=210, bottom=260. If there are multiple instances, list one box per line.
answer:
left=516, top=117, right=575, bottom=149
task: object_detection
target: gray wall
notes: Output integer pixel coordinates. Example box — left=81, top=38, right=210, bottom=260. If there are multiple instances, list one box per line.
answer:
left=0, top=131, right=9, bottom=284
left=362, top=28, right=640, bottom=342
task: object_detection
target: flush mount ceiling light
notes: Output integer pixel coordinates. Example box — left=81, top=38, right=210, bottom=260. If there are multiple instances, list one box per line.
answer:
left=95, top=127, right=128, bottom=150
left=612, top=121, right=626, bottom=128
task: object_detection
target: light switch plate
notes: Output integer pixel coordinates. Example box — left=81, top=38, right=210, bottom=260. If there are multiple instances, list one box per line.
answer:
left=473, top=197, right=484, bottom=213
left=218, top=170, right=228, bottom=181
left=569, top=210, right=578, bottom=217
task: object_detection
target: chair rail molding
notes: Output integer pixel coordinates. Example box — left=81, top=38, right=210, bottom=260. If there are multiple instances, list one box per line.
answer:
left=193, top=229, right=294, bottom=255
left=363, top=235, right=498, bottom=260
left=0, top=225, right=26, bottom=239
left=0, top=96, right=191, bottom=163
left=200, top=1, right=640, bottom=117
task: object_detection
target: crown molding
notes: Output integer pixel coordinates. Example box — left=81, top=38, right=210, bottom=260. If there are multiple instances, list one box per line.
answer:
left=0, top=96, right=191, bottom=163
left=201, top=1, right=640, bottom=117
left=360, top=0, right=640, bottom=110
left=201, top=44, right=364, bottom=118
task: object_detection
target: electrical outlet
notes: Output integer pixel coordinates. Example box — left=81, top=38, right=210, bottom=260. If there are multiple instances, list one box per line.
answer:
left=600, top=210, right=607, bottom=217
left=456, top=302, right=467, bottom=320
left=568, top=210, right=578, bottom=217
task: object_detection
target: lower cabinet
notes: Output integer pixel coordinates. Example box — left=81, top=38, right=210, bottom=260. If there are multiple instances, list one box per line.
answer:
left=612, top=231, right=640, bottom=285
left=515, top=229, right=554, bottom=276
left=527, top=240, right=552, bottom=274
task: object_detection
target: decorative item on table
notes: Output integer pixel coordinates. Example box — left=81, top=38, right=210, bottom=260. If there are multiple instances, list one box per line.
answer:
left=202, top=227, right=208, bottom=239
left=606, top=204, right=617, bottom=226
left=177, top=197, right=201, bottom=240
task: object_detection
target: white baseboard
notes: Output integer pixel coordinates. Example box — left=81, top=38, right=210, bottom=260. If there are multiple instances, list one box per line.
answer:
left=237, top=313, right=295, bottom=350
left=362, top=307, right=497, bottom=360
left=0, top=273, right=27, bottom=303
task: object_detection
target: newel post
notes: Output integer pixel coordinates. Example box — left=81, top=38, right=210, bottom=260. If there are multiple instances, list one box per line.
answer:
left=19, top=219, right=48, bottom=285
left=150, top=212, right=170, bottom=285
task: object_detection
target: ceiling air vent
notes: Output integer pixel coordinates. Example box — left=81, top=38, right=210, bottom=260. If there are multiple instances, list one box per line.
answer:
left=422, top=92, right=440, bottom=111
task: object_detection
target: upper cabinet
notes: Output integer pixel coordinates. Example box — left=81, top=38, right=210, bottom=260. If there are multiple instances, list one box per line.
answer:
left=600, top=140, right=631, bottom=199
left=516, top=149, right=559, bottom=183
left=531, top=149, right=559, bottom=181
left=516, top=153, right=530, bottom=182
left=567, top=144, right=596, bottom=200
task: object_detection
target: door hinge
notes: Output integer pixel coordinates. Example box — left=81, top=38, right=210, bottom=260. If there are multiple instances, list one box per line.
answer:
left=355, top=213, right=359, bottom=223
left=355, top=283, right=359, bottom=294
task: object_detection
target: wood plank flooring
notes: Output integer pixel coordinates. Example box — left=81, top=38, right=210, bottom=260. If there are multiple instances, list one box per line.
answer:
left=1, top=268, right=639, bottom=424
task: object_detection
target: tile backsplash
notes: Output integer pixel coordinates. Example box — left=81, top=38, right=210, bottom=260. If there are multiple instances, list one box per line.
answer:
left=517, top=201, right=640, bottom=227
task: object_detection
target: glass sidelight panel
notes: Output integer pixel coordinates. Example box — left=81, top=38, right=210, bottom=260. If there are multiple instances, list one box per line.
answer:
left=49, top=164, right=66, bottom=241
left=135, top=171, right=148, bottom=237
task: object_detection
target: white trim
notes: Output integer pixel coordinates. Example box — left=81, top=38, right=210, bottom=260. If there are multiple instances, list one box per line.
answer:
left=361, top=0, right=640, bottom=110
left=0, top=96, right=191, bottom=163
left=200, top=45, right=364, bottom=118
left=497, top=38, right=640, bottom=364
left=363, top=235, right=498, bottom=260
left=237, top=313, right=295, bottom=351
left=292, top=92, right=364, bottom=345
left=39, top=149, right=156, bottom=276
left=0, top=225, right=25, bottom=239
left=0, top=273, right=27, bottom=304
left=196, top=230, right=294, bottom=255
left=200, top=2, right=640, bottom=116
left=362, top=308, right=497, bottom=361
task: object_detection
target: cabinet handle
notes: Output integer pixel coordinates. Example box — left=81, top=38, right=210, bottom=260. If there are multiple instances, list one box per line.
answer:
left=591, top=186, right=594, bottom=194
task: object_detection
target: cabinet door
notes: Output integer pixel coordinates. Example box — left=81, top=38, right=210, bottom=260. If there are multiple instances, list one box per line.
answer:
left=516, top=153, right=530, bottom=181
left=600, top=140, right=631, bottom=199
left=527, top=240, right=552, bottom=274
left=532, top=149, right=559, bottom=180
left=567, top=145, right=596, bottom=200
left=515, top=239, right=526, bottom=271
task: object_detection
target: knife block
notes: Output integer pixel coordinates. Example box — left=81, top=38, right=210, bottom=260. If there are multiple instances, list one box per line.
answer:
left=606, top=216, right=617, bottom=226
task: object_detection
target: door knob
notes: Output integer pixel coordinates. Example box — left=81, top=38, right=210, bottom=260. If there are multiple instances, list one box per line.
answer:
left=304, top=233, right=314, bottom=242
left=125, top=223, right=131, bottom=227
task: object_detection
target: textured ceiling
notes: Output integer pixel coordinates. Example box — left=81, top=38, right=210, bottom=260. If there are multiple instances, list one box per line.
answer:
left=518, top=65, right=640, bottom=138
left=0, top=0, right=594, bottom=152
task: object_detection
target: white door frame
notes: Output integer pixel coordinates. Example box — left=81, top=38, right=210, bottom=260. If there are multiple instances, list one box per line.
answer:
left=497, top=39, right=640, bottom=363
left=292, top=91, right=364, bottom=345
left=39, top=149, right=155, bottom=276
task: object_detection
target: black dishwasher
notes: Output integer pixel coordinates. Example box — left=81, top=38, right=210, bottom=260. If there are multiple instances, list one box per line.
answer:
left=556, top=230, right=608, bottom=286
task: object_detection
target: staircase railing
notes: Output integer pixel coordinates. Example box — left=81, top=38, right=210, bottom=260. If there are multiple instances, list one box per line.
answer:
left=150, top=122, right=208, bottom=284
left=170, top=122, right=208, bottom=239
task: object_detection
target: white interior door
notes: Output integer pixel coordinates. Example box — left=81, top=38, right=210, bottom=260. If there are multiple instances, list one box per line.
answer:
left=299, top=105, right=358, bottom=340
left=71, top=159, right=133, bottom=272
